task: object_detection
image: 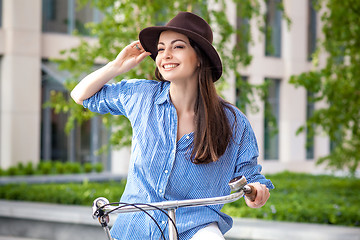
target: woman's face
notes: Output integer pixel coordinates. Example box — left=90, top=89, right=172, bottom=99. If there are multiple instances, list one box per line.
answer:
left=155, top=31, right=199, bottom=83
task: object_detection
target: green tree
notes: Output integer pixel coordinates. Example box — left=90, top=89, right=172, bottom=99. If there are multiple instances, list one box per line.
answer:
left=49, top=0, right=283, bottom=153
left=290, top=0, right=360, bottom=175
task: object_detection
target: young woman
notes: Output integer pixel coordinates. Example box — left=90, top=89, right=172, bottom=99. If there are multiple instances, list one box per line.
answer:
left=71, top=12, right=274, bottom=240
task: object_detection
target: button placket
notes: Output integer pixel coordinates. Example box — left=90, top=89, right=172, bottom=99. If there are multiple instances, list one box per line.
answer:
left=156, top=101, right=177, bottom=198
left=157, top=146, right=174, bottom=198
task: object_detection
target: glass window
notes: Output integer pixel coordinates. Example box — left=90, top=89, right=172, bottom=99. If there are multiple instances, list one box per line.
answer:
left=307, top=0, right=317, bottom=61
left=306, top=91, right=315, bottom=159
left=329, top=121, right=342, bottom=153
left=41, top=66, right=70, bottom=162
left=0, top=0, right=2, bottom=27
left=236, top=3, right=250, bottom=54
left=42, top=0, right=67, bottom=33
left=41, top=61, right=110, bottom=167
left=265, top=0, right=282, bottom=57
left=235, top=76, right=248, bottom=113
left=264, top=78, right=280, bottom=160
left=42, top=0, right=103, bottom=35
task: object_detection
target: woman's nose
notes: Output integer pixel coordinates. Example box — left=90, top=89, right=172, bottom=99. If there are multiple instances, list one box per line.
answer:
left=163, top=48, right=172, bottom=59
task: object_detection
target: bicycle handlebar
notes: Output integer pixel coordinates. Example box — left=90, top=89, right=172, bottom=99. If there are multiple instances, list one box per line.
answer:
left=93, top=175, right=254, bottom=217
left=92, top=175, right=255, bottom=240
left=93, top=190, right=244, bottom=217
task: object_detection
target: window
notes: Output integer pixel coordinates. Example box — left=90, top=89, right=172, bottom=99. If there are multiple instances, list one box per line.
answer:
left=42, top=0, right=103, bottom=35
left=264, top=78, right=280, bottom=160
left=236, top=3, right=250, bottom=55
left=0, top=0, right=2, bottom=27
left=330, top=122, right=342, bottom=153
left=41, top=65, right=71, bottom=162
left=41, top=61, right=110, bottom=167
left=306, top=91, right=315, bottom=159
left=265, top=0, right=282, bottom=57
left=235, top=76, right=248, bottom=113
left=307, top=0, right=317, bottom=60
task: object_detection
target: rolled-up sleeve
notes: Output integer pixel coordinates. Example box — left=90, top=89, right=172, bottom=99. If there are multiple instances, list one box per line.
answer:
left=82, top=80, right=134, bottom=117
left=233, top=117, right=274, bottom=190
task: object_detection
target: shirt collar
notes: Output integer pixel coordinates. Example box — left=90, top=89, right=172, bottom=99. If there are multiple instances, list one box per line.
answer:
left=155, top=81, right=171, bottom=105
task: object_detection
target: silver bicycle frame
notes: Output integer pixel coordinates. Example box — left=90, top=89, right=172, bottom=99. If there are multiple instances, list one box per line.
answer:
left=92, top=175, right=251, bottom=240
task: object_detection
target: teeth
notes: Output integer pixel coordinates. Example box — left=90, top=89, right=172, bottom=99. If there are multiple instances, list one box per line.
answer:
left=163, top=64, right=178, bottom=69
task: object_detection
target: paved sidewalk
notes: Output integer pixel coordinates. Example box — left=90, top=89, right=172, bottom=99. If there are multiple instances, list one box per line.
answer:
left=225, top=218, right=360, bottom=240
left=0, top=200, right=359, bottom=240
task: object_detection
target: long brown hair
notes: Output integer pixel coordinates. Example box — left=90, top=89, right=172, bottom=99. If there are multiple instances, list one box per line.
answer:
left=155, top=38, right=235, bottom=164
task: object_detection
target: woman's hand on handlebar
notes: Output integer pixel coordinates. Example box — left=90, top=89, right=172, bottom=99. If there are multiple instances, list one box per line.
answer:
left=244, top=182, right=270, bottom=209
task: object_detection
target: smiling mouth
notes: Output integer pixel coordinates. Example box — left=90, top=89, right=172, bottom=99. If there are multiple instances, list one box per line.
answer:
left=163, top=64, right=179, bottom=70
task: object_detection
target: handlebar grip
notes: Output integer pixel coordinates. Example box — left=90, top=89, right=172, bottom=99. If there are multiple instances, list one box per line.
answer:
left=243, top=185, right=257, bottom=202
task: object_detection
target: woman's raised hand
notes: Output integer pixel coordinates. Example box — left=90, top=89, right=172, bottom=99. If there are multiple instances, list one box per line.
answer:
left=111, top=41, right=151, bottom=75
left=71, top=41, right=151, bottom=105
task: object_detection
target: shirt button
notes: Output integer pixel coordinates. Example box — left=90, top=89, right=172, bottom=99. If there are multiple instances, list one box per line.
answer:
left=186, top=136, right=190, bottom=140
left=162, top=221, right=166, bottom=224
left=159, top=189, right=163, bottom=193
left=164, top=170, right=168, bottom=174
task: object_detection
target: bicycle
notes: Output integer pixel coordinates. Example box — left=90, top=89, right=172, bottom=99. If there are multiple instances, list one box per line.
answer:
left=92, top=175, right=256, bottom=240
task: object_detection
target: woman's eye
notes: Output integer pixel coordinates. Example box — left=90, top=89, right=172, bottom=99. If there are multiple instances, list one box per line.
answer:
left=175, top=45, right=184, bottom=49
left=157, top=48, right=164, bottom=52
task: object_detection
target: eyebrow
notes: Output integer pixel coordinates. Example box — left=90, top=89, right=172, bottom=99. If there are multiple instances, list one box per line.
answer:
left=157, top=39, right=188, bottom=46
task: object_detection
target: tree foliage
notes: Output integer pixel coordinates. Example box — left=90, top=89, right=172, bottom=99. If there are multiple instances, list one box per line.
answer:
left=49, top=0, right=273, bottom=151
left=290, top=0, right=360, bottom=175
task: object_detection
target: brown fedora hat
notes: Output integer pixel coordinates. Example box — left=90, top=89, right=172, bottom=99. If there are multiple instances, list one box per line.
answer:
left=139, top=12, right=222, bottom=81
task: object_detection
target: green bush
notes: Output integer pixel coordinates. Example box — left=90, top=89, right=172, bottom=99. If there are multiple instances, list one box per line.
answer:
left=24, top=162, right=35, bottom=175
left=94, top=163, right=104, bottom=173
left=2, top=162, right=35, bottom=176
left=84, top=163, right=93, bottom=173
left=17, top=163, right=24, bottom=172
left=7, top=166, right=18, bottom=176
left=0, top=161, right=105, bottom=176
left=37, top=162, right=53, bottom=175
left=64, top=162, right=82, bottom=174
left=0, top=180, right=126, bottom=206
left=54, top=161, right=66, bottom=174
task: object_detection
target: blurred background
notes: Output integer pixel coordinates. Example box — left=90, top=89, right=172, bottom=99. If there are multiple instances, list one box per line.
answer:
left=0, top=1, right=359, bottom=239
left=2, top=0, right=356, bottom=176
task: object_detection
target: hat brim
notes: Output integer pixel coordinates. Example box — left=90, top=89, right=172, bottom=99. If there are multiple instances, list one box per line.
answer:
left=139, top=26, right=222, bottom=81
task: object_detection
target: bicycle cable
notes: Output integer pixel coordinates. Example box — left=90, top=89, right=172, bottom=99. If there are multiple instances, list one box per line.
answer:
left=98, top=202, right=179, bottom=240
left=106, top=201, right=179, bottom=236
left=104, top=202, right=165, bottom=240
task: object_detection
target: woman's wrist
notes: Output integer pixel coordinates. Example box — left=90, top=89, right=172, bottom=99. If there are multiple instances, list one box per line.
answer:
left=106, top=60, right=124, bottom=79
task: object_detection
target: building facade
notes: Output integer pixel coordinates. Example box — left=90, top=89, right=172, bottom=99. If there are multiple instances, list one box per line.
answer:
left=0, top=0, right=331, bottom=174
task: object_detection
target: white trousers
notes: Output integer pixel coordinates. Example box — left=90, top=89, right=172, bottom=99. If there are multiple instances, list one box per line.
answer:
left=189, top=222, right=225, bottom=240
left=113, top=222, right=225, bottom=240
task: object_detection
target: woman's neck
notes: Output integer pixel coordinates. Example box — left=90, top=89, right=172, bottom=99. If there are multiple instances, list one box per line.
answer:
left=169, top=80, right=198, bottom=141
left=169, top=80, right=198, bottom=114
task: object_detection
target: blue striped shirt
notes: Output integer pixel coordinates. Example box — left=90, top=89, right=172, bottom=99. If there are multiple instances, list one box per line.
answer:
left=83, top=79, right=274, bottom=240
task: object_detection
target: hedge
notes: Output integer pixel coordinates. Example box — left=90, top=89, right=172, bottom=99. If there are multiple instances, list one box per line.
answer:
left=0, top=161, right=104, bottom=176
